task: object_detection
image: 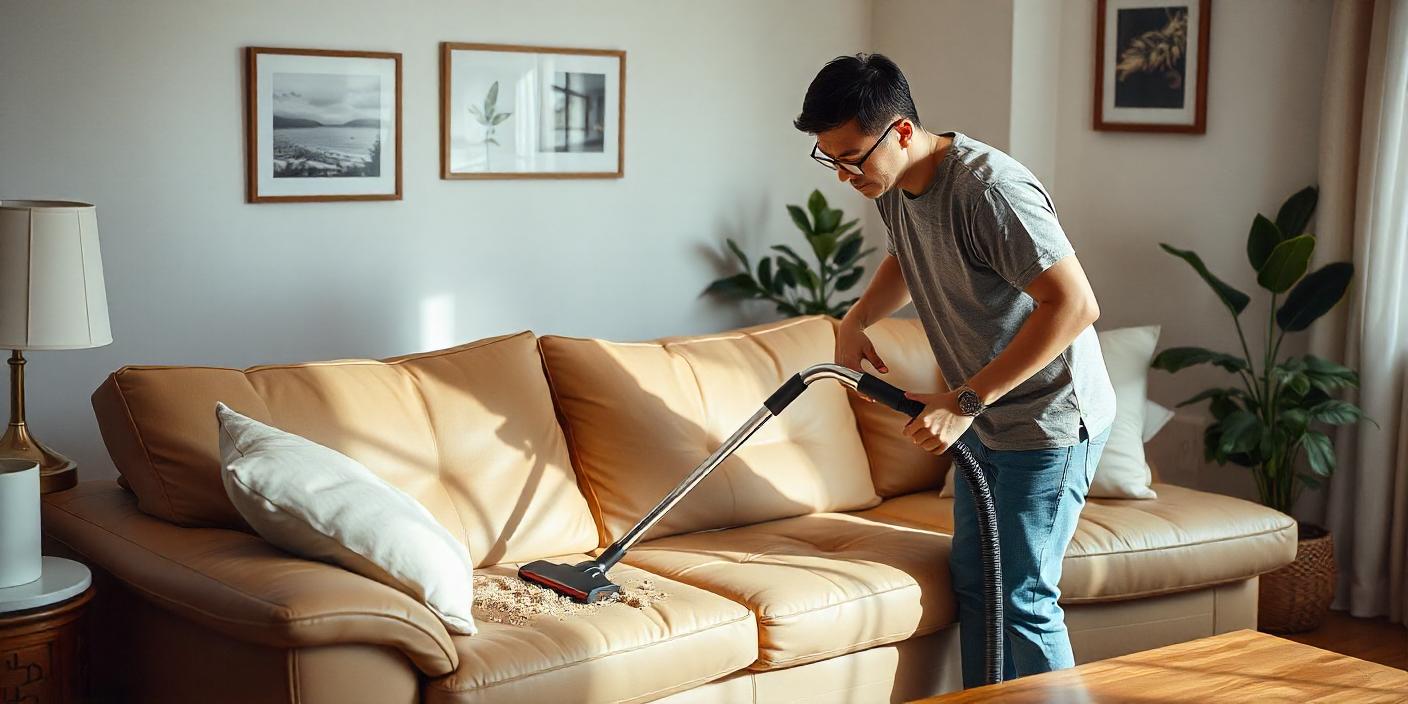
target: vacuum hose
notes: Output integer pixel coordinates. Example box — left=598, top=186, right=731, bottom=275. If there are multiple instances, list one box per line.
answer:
left=853, top=371, right=1004, bottom=685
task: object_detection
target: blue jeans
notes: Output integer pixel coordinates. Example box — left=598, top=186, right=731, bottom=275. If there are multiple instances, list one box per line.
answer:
left=949, top=421, right=1110, bottom=687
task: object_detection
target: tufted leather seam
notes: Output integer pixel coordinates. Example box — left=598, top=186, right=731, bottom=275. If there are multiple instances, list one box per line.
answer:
left=753, top=621, right=951, bottom=669
left=108, top=373, right=179, bottom=520
left=1065, top=522, right=1295, bottom=560
left=755, top=580, right=922, bottom=622
left=43, top=502, right=458, bottom=671
left=403, top=369, right=471, bottom=549
left=430, top=609, right=756, bottom=693
left=537, top=340, right=612, bottom=548
left=1060, top=575, right=1264, bottom=604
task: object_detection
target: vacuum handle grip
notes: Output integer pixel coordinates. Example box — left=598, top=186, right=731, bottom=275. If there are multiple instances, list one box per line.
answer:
left=857, top=373, right=927, bottom=418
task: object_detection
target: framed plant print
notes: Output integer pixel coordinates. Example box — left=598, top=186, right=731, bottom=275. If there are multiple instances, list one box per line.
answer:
left=245, top=47, right=402, bottom=202
left=440, top=42, right=625, bottom=179
left=1094, top=0, right=1211, bottom=133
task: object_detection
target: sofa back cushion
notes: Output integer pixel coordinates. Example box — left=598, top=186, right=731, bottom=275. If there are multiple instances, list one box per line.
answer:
left=838, top=317, right=952, bottom=497
left=90, top=331, right=599, bottom=567
left=538, top=315, right=879, bottom=544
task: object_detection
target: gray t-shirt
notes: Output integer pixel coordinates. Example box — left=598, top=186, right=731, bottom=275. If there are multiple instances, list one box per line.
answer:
left=877, top=131, right=1115, bottom=450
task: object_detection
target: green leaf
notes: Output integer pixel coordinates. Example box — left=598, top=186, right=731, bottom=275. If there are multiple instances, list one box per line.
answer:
left=1301, top=431, right=1335, bottom=476
left=1257, top=235, right=1315, bottom=293
left=1209, top=394, right=1239, bottom=420
left=725, top=238, right=750, bottom=270
left=771, top=244, right=808, bottom=267
left=1279, top=408, right=1309, bottom=437
left=1152, top=346, right=1250, bottom=374
left=485, top=81, right=500, bottom=115
left=1218, top=411, right=1261, bottom=455
left=807, top=190, right=827, bottom=221
left=786, top=205, right=813, bottom=236
left=703, top=273, right=760, bottom=299
left=1276, top=262, right=1354, bottom=331
left=1160, top=243, right=1251, bottom=315
left=775, top=301, right=802, bottom=316
left=833, top=234, right=863, bottom=266
left=1176, top=387, right=1241, bottom=408
left=1246, top=215, right=1282, bottom=271
left=809, top=233, right=838, bottom=261
left=835, top=267, right=864, bottom=291
left=834, top=218, right=860, bottom=238
left=757, top=258, right=773, bottom=291
left=815, top=208, right=842, bottom=234
left=1301, top=355, right=1359, bottom=391
left=1308, top=400, right=1363, bottom=425
left=492, top=112, right=512, bottom=125
left=775, top=262, right=797, bottom=289
left=1275, top=186, right=1319, bottom=238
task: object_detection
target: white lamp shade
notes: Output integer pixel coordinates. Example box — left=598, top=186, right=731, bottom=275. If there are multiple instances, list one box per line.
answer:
left=0, top=201, right=112, bottom=350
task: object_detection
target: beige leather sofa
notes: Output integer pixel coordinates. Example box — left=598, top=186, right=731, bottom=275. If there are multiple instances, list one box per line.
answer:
left=42, top=315, right=1297, bottom=703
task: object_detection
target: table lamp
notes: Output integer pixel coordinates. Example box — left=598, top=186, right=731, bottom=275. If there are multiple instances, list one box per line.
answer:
left=0, top=201, right=112, bottom=493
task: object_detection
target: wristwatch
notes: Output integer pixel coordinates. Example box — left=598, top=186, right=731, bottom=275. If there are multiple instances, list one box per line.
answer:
left=956, top=385, right=986, bottom=417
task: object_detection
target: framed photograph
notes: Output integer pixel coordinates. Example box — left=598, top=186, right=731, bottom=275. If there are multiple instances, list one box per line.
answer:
left=245, top=47, right=402, bottom=203
left=440, top=42, right=625, bottom=179
left=1094, top=0, right=1210, bottom=133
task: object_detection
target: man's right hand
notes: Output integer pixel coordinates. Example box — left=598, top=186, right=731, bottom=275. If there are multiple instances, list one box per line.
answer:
left=836, top=318, right=889, bottom=386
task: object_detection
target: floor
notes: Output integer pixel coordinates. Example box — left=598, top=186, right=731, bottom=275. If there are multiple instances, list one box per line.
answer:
left=1283, top=610, right=1408, bottom=671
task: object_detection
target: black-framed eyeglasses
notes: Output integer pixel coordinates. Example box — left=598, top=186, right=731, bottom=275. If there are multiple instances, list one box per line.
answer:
left=811, top=121, right=899, bottom=175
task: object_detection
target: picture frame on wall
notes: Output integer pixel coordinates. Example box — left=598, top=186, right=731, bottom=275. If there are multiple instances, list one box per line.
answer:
left=440, top=42, right=625, bottom=179
left=245, top=47, right=402, bottom=203
left=1094, top=0, right=1211, bottom=133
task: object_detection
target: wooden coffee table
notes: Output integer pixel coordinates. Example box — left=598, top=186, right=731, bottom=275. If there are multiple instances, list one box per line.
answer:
left=914, top=629, right=1408, bottom=703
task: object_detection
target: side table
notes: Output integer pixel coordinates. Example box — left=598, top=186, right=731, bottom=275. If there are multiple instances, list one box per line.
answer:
left=0, top=557, right=93, bottom=704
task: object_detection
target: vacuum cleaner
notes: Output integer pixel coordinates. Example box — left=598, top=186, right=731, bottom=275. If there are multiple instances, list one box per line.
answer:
left=519, top=363, right=1005, bottom=685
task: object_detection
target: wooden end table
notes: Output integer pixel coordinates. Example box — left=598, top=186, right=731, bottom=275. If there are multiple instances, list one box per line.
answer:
left=0, top=557, right=93, bottom=703
left=914, top=629, right=1408, bottom=703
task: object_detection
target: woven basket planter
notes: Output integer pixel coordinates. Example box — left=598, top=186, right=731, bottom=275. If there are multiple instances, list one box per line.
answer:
left=1258, top=524, right=1335, bottom=634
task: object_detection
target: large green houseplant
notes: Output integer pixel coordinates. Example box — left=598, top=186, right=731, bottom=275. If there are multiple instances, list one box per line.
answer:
left=1152, top=185, right=1369, bottom=633
left=704, top=190, right=876, bottom=319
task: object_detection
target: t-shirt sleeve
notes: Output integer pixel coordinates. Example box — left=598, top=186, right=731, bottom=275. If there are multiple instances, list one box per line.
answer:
left=969, top=180, right=1074, bottom=290
left=876, top=196, right=898, bottom=256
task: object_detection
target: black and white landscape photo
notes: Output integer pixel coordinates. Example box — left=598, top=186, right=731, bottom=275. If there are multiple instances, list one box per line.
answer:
left=246, top=48, right=401, bottom=202
left=271, top=72, right=383, bottom=178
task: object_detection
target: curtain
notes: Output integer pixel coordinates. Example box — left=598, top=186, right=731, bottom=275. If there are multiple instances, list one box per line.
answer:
left=1311, top=0, right=1408, bottom=624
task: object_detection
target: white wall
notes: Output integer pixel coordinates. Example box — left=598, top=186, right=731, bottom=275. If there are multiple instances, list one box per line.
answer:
left=1051, top=0, right=1333, bottom=411
left=0, top=0, right=872, bottom=482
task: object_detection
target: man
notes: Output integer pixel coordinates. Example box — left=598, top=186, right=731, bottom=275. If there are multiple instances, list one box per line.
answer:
left=795, top=53, right=1116, bottom=686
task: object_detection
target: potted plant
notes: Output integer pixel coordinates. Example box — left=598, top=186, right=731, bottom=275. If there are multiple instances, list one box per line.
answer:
left=703, top=190, right=876, bottom=319
left=1152, top=185, right=1371, bottom=633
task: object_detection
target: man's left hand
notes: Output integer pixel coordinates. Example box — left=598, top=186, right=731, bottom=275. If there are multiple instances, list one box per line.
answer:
left=901, top=390, right=974, bottom=455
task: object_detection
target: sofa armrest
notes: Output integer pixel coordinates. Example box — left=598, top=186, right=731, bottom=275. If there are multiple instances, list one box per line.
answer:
left=42, top=481, right=458, bottom=677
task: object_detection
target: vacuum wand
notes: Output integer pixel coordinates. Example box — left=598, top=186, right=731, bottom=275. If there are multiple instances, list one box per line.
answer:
left=518, top=363, right=1004, bottom=684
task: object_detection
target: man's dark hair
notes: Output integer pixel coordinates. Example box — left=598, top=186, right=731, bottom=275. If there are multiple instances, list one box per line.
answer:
left=794, top=53, right=920, bottom=136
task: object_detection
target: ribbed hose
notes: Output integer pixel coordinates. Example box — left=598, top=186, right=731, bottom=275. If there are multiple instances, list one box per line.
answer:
left=949, top=440, right=1003, bottom=685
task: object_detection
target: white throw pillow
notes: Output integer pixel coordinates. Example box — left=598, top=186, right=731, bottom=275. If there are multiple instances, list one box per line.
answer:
left=216, top=402, right=477, bottom=635
left=938, top=325, right=1160, bottom=500
left=1143, top=399, right=1175, bottom=442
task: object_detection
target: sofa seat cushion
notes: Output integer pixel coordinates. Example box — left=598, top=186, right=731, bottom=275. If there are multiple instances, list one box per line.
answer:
left=622, top=512, right=954, bottom=671
left=856, top=483, right=1297, bottom=602
left=425, top=556, right=756, bottom=704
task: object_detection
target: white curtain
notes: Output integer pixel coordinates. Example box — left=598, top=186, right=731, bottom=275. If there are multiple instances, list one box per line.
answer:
left=1312, top=0, right=1408, bottom=624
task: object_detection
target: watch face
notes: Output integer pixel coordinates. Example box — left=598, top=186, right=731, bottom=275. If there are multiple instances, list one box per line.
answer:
left=959, top=390, right=982, bottom=416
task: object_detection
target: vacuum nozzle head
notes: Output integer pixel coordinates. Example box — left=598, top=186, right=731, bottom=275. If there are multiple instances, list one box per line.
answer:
left=518, top=559, right=622, bottom=604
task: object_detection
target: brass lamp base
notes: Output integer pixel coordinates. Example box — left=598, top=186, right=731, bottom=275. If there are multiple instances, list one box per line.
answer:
left=0, top=350, right=78, bottom=493
left=0, top=422, right=77, bottom=493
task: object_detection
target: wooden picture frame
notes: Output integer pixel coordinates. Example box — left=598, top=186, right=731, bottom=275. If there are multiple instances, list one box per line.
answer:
left=245, top=47, right=403, bottom=203
left=440, top=42, right=625, bottom=180
left=1094, top=0, right=1211, bottom=133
